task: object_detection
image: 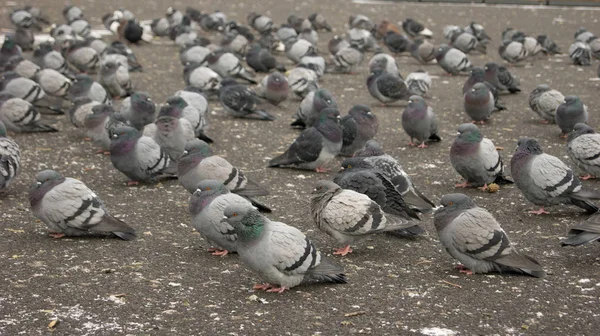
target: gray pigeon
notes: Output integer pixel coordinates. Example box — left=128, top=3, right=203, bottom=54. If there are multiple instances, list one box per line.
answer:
left=561, top=212, right=600, bottom=246
left=435, top=44, right=471, bottom=75
left=247, top=12, right=274, bottom=33
left=69, top=97, right=100, bottom=128
left=219, top=79, right=275, bottom=121
left=291, top=88, right=337, bottom=128
left=223, top=203, right=346, bottom=292
left=449, top=30, right=486, bottom=54
left=98, top=61, right=132, bottom=99
left=276, top=24, right=298, bottom=44
left=287, top=66, right=319, bottom=99
left=555, top=96, right=588, bottom=137
left=189, top=180, right=252, bottom=256
left=434, top=193, right=545, bottom=277
left=64, top=41, right=100, bottom=73
left=4, top=55, right=40, bottom=79
left=499, top=37, right=528, bottom=64
left=462, top=67, right=505, bottom=111
left=120, top=92, right=156, bottom=131
left=340, top=104, right=379, bottom=156
left=63, top=5, right=84, bottom=23
left=299, top=29, right=319, bottom=47
left=464, top=22, right=490, bottom=44
left=536, top=35, right=561, bottom=55
left=83, top=104, right=114, bottom=152
left=308, top=13, right=332, bottom=32
left=353, top=140, right=435, bottom=213
left=484, top=62, right=520, bottom=94
left=410, top=39, right=436, bottom=64
left=450, top=123, right=513, bottom=190
left=348, top=14, right=374, bottom=31
left=1, top=36, right=23, bottom=66
left=347, top=28, right=378, bottom=52
left=328, top=35, right=350, bottom=55
left=109, top=125, right=175, bottom=184
left=367, top=68, right=409, bottom=106
left=298, top=52, right=325, bottom=78
left=401, top=95, right=441, bottom=148
left=327, top=45, right=364, bottom=74
left=269, top=108, right=342, bottom=172
left=179, top=44, right=210, bottom=66
left=310, top=180, right=421, bottom=255
left=528, top=84, right=564, bottom=124
left=33, top=42, right=72, bottom=77
left=285, top=38, right=315, bottom=63
left=1, top=71, right=45, bottom=103
left=575, top=28, right=595, bottom=43
left=568, top=41, right=591, bottom=66
left=257, top=72, right=289, bottom=106
left=14, top=28, right=34, bottom=51
left=220, top=32, right=249, bottom=56
left=162, top=96, right=208, bottom=145
left=246, top=44, right=286, bottom=73
left=0, top=120, right=20, bottom=192
left=151, top=17, right=170, bottom=37
left=174, top=88, right=212, bottom=143
left=70, top=19, right=91, bottom=38
left=511, top=137, right=600, bottom=214
left=29, top=169, right=136, bottom=240
left=68, top=74, right=111, bottom=105
left=10, top=8, right=33, bottom=29
left=567, top=123, right=600, bottom=180
left=207, top=51, right=257, bottom=84
left=0, top=93, right=57, bottom=133
left=368, top=52, right=400, bottom=77
left=463, top=83, right=494, bottom=124
left=143, top=102, right=195, bottom=161
left=34, top=69, right=71, bottom=98
left=184, top=64, right=222, bottom=95
left=406, top=70, right=432, bottom=97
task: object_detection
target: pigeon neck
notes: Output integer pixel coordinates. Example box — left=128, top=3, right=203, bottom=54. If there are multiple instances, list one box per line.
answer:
left=177, top=152, right=205, bottom=175
left=236, top=213, right=266, bottom=242
left=29, top=178, right=66, bottom=208
left=316, top=119, right=342, bottom=142
left=189, top=190, right=225, bottom=216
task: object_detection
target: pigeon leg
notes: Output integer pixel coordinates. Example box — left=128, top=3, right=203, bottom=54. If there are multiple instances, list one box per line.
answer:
left=528, top=207, right=549, bottom=215
left=455, top=264, right=473, bottom=275
left=478, top=120, right=486, bottom=125
left=126, top=181, right=139, bottom=186
left=478, top=184, right=488, bottom=191
left=211, top=249, right=229, bottom=256
left=266, top=286, right=289, bottom=293
left=408, top=141, right=416, bottom=146
left=49, top=232, right=65, bottom=239
left=417, top=142, right=428, bottom=148
left=333, top=245, right=353, bottom=256
left=455, top=181, right=471, bottom=188
left=207, top=247, right=218, bottom=252
left=315, top=167, right=330, bottom=173
left=253, top=283, right=273, bottom=291
left=83, top=137, right=92, bottom=141
left=580, top=174, right=595, bottom=180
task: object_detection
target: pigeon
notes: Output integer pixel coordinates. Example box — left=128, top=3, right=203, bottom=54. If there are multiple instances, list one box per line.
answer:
left=173, top=88, right=212, bottom=143
left=567, top=123, right=600, bottom=180
left=4, top=55, right=40, bottom=80
left=64, top=41, right=100, bottom=73
left=220, top=31, right=249, bottom=55
left=568, top=41, right=592, bottom=66
left=109, top=125, right=175, bottom=184
left=120, top=19, right=144, bottom=44
left=287, top=14, right=312, bottom=33
left=223, top=203, right=346, bottom=292
left=402, top=18, right=433, bottom=38
left=298, top=51, right=326, bottom=78
left=219, top=79, right=275, bottom=121
left=348, top=14, right=375, bottom=31
left=464, top=83, right=495, bottom=124
left=310, top=180, right=421, bottom=255
left=69, top=97, right=100, bottom=128
left=247, top=12, right=274, bottom=34
left=383, top=31, right=411, bottom=54
left=246, top=44, right=286, bottom=73
left=410, top=39, right=436, bottom=64
left=9, top=8, right=34, bottom=29
left=297, top=28, right=317, bottom=46
left=0, top=120, right=20, bottom=192
left=29, top=169, right=136, bottom=240
left=189, top=180, right=254, bottom=255
left=292, top=88, right=337, bottom=128
left=184, top=64, right=222, bottom=95
left=14, top=28, right=34, bottom=51
left=353, top=140, right=435, bottom=213
left=180, top=44, right=210, bottom=66
left=435, top=45, right=471, bottom=76
left=555, top=96, right=588, bottom=137
left=499, top=37, right=528, bottom=64
left=120, top=92, right=155, bottom=131
left=561, top=212, right=600, bottom=246
left=83, top=104, right=114, bottom=151
left=511, top=137, right=600, bottom=214
left=309, top=13, right=332, bottom=32
left=0, top=93, right=57, bottom=133
left=574, top=27, right=595, bottom=43
left=151, top=17, right=170, bottom=37
left=510, top=32, right=544, bottom=57
left=449, top=30, right=486, bottom=54
left=326, top=36, right=348, bottom=56
left=207, top=51, right=257, bottom=84
left=225, top=21, right=256, bottom=43
left=340, top=105, right=379, bottom=157
left=287, top=66, right=319, bottom=99
left=50, top=24, right=76, bottom=48
left=462, top=67, right=505, bottom=112
left=33, top=42, right=72, bottom=77
left=68, top=74, right=111, bottom=105
left=85, top=37, right=108, bottom=56
left=63, top=5, right=84, bottom=23
left=347, top=28, right=378, bottom=52
left=164, top=96, right=212, bottom=144
left=142, top=101, right=196, bottom=161
left=327, top=45, right=364, bottom=74
left=444, top=25, right=464, bottom=40
left=434, top=193, right=545, bottom=277
left=257, top=72, right=289, bottom=106
left=23, top=6, right=50, bottom=30
left=165, top=7, right=183, bottom=28
left=367, top=68, right=410, bottom=106
left=69, top=19, right=91, bottom=38
left=269, top=108, right=342, bottom=172
left=368, top=52, right=400, bottom=77
left=0, top=36, right=22, bottom=67
left=464, top=22, right=491, bottom=44
left=588, top=37, right=600, bottom=59
left=34, top=69, right=71, bottom=98
left=106, top=41, right=143, bottom=72
left=406, top=70, right=432, bottom=97
left=285, top=38, right=315, bottom=64
left=98, top=61, right=132, bottom=99
left=401, top=95, right=441, bottom=148
left=374, top=20, right=402, bottom=39
left=528, top=84, right=564, bottom=124
left=536, top=35, right=561, bottom=55
left=1, top=71, right=45, bottom=104
left=484, top=62, right=520, bottom=94
left=276, top=24, right=298, bottom=44
left=450, top=123, right=513, bottom=190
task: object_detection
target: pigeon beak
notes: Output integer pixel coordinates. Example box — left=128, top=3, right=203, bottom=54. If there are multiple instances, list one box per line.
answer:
left=36, top=181, right=42, bottom=186
left=112, top=133, right=118, bottom=138
left=222, top=216, right=227, bottom=220
left=456, top=132, right=461, bottom=136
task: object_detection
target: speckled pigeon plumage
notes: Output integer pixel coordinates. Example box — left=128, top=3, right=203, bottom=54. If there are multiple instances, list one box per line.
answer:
left=528, top=84, right=564, bottom=123
left=0, top=120, right=20, bottom=192
left=406, top=70, right=431, bottom=97
left=339, top=104, right=379, bottom=157
left=434, top=193, right=545, bottom=277
left=401, top=95, right=441, bottom=148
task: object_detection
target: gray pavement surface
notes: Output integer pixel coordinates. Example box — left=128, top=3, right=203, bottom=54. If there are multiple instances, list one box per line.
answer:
left=1, top=0, right=600, bottom=335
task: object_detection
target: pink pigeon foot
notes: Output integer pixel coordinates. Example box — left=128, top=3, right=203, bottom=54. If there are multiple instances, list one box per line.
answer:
left=478, top=184, right=489, bottom=191
left=127, top=181, right=139, bottom=186
left=455, top=181, right=471, bottom=188
left=580, top=174, right=595, bottom=180
left=49, top=233, right=65, bottom=239
left=455, top=264, right=473, bottom=275
left=83, top=137, right=92, bottom=141
left=417, top=142, right=428, bottom=148
left=408, top=141, right=416, bottom=146
left=529, top=207, right=549, bottom=215
left=211, top=249, right=229, bottom=256
left=333, top=245, right=353, bottom=256
left=266, top=286, right=289, bottom=293
left=253, top=283, right=273, bottom=291
left=315, top=167, right=330, bottom=173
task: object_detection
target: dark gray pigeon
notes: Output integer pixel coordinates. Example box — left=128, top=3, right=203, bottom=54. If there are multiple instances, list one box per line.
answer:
left=0, top=120, right=20, bottom=192
left=528, top=84, right=564, bottom=124
left=567, top=123, right=600, bottom=180
left=68, top=74, right=111, bottom=105
left=219, top=78, right=275, bottom=121
left=462, top=67, right=505, bottom=111
left=120, top=92, right=156, bottom=131
left=339, top=105, right=379, bottom=157
left=511, top=137, right=600, bottom=214
left=537, top=35, right=561, bottom=55
left=434, top=193, right=545, bottom=277
left=0, top=36, right=22, bottom=67
left=29, top=169, right=136, bottom=240
left=353, top=140, right=435, bottom=213
left=269, top=108, right=342, bottom=172
left=484, top=62, right=520, bottom=94
left=555, top=96, right=588, bottom=137
left=0, top=93, right=57, bottom=133
left=292, top=88, right=337, bottom=128
left=568, top=41, right=591, bottom=66
left=383, top=31, right=411, bottom=54
left=367, top=68, right=409, bottom=106
left=223, top=202, right=346, bottom=293
left=401, top=95, right=441, bottom=148
left=310, top=180, right=421, bottom=255
left=402, top=18, right=433, bottom=38
left=14, top=28, right=34, bottom=51
left=450, top=123, right=513, bottom=190
left=246, top=44, right=286, bottom=73
left=257, top=72, right=289, bottom=106
left=435, top=44, right=471, bottom=75
left=463, top=83, right=494, bottom=124
left=308, top=13, right=332, bottom=32
left=561, top=212, right=600, bottom=246
left=207, top=51, right=257, bottom=84
left=109, top=125, right=175, bottom=184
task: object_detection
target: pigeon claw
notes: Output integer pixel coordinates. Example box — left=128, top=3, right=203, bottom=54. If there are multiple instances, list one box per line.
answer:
left=333, top=245, right=353, bottom=256
left=477, top=184, right=488, bottom=191
left=529, top=207, right=549, bottom=215
left=49, top=233, right=66, bottom=239
left=455, top=181, right=471, bottom=188
left=315, top=167, right=330, bottom=173
left=126, top=181, right=139, bottom=186
left=211, top=249, right=229, bottom=256
left=417, top=142, right=428, bottom=148
left=253, top=283, right=274, bottom=291
left=455, top=264, right=473, bottom=275
left=580, top=174, right=595, bottom=180
left=266, top=286, right=289, bottom=293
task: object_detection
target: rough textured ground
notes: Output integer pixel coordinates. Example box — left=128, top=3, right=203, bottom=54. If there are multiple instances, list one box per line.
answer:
left=1, top=1, right=600, bottom=335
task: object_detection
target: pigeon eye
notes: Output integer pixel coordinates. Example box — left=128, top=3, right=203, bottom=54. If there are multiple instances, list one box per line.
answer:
left=448, top=201, right=453, bottom=205
left=232, top=212, right=237, bottom=217
left=347, top=165, right=352, bottom=168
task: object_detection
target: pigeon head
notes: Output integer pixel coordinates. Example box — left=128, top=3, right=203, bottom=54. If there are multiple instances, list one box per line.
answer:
left=407, top=95, right=427, bottom=110
left=340, top=157, right=372, bottom=171
left=189, top=179, right=230, bottom=214
left=470, top=82, right=489, bottom=96
left=166, top=96, right=188, bottom=108
left=1, top=35, right=17, bottom=51
left=266, top=72, right=289, bottom=90
left=531, top=84, right=551, bottom=96
left=317, top=107, right=341, bottom=125
left=131, top=92, right=155, bottom=113
left=574, top=27, right=588, bottom=38
left=313, top=89, right=337, bottom=112
left=111, top=126, right=141, bottom=145
left=90, top=103, right=114, bottom=117
left=158, top=104, right=183, bottom=119
left=312, top=180, right=342, bottom=197
left=516, top=137, right=543, bottom=155
left=469, top=66, right=485, bottom=79
left=223, top=204, right=265, bottom=241
left=182, top=139, right=213, bottom=158
left=85, top=104, right=113, bottom=128
left=194, top=179, right=229, bottom=196
left=435, top=44, right=450, bottom=60
left=483, top=62, right=498, bottom=73
left=439, top=193, right=476, bottom=210
left=348, top=104, right=374, bottom=120
left=34, top=42, right=54, bottom=55
left=29, top=170, right=66, bottom=207
left=101, top=61, right=119, bottom=74
left=354, top=140, right=385, bottom=157
left=563, top=95, right=580, bottom=106
left=3, top=55, right=25, bottom=71
left=568, top=123, right=595, bottom=142
left=0, top=120, right=6, bottom=136
left=456, top=123, right=482, bottom=143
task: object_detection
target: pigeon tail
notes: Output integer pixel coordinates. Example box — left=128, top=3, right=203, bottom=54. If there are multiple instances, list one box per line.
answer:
left=495, top=253, right=546, bottom=278
left=494, top=175, right=513, bottom=185
left=305, top=258, right=347, bottom=284
left=197, top=130, right=214, bottom=143
left=234, top=179, right=269, bottom=197
left=22, top=123, right=58, bottom=133
left=428, top=133, right=442, bottom=142
left=248, top=109, right=275, bottom=121
left=561, top=213, right=600, bottom=246
left=246, top=196, right=272, bottom=213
